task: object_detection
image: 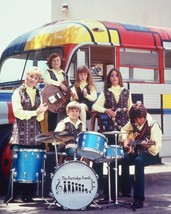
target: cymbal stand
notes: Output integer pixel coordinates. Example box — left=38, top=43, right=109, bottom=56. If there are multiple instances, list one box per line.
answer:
left=113, top=132, right=133, bottom=210
left=52, top=141, right=59, bottom=169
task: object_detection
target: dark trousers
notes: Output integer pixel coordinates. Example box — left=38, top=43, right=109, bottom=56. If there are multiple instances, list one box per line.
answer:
left=121, top=151, right=159, bottom=201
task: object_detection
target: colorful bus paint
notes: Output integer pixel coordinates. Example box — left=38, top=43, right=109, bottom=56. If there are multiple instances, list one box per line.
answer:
left=0, top=19, right=171, bottom=173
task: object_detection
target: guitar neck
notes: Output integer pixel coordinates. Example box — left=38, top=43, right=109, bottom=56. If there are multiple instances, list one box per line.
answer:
left=128, top=139, right=154, bottom=147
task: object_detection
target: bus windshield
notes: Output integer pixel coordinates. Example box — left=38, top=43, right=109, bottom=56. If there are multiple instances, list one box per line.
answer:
left=0, top=47, right=64, bottom=84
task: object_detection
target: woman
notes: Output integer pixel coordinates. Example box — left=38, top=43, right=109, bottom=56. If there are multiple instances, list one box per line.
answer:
left=43, top=53, right=69, bottom=131
left=70, top=65, right=97, bottom=126
left=92, top=68, right=132, bottom=202
left=5, top=67, right=48, bottom=203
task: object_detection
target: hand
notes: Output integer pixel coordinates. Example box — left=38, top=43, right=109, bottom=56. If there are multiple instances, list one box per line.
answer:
left=105, top=108, right=116, bottom=118
left=70, top=91, right=78, bottom=100
left=83, top=88, right=88, bottom=97
left=36, top=103, right=48, bottom=115
left=123, top=139, right=130, bottom=150
left=60, top=83, right=67, bottom=92
left=141, top=140, right=154, bottom=148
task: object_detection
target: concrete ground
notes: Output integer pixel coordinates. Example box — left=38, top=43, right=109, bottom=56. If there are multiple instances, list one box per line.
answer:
left=0, top=160, right=171, bottom=214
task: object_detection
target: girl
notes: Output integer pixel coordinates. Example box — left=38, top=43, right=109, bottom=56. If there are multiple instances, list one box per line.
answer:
left=92, top=68, right=132, bottom=202
left=70, top=65, right=97, bottom=126
left=92, top=68, right=132, bottom=133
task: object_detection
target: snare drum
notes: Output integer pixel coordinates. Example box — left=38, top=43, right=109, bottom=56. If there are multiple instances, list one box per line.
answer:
left=105, top=145, right=123, bottom=160
left=13, top=149, right=46, bottom=183
left=77, top=131, right=107, bottom=160
left=51, top=160, right=98, bottom=210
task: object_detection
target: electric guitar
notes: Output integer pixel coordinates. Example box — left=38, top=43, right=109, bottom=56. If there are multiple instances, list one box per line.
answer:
left=41, top=84, right=72, bottom=113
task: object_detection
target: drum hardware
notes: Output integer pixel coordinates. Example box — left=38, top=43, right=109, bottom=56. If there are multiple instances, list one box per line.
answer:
left=6, top=149, right=47, bottom=205
left=35, top=131, right=75, bottom=144
left=102, top=131, right=133, bottom=210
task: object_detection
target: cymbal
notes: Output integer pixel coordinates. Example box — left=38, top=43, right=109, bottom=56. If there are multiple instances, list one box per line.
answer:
left=103, top=131, right=126, bottom=135
left=35, top=131, right=75, bottom=144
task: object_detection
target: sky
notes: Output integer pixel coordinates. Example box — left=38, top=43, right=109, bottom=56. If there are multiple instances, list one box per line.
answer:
left=0, top=0, right=51, bottom=56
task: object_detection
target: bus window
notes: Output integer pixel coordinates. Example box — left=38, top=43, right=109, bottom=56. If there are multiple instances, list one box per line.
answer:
left=164, top=50, right=171, bottom=83
left=0, top=57, right=26, bottom=82
left=120, top=48, right=159, bottom=69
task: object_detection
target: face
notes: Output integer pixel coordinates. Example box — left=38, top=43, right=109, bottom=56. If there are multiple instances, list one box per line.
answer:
left=79, top=72, right=88, bottom=82
left=134, top=117, right=146, bottom=126
left=25, top=74, right=39, bottom=87
left=110, top=70, right=119, bottom=86
left=68, top=108, right=80, bottom=121
left=51, top=56, right=61, bottom=70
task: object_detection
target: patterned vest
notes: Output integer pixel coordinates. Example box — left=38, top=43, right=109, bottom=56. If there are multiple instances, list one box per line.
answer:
left=104, top=88, right=129, bottom=131
left=76, top=85, right=94, bottom=110
left=64, top=121, right=83, bottom=144
left=47, top=69, right=68, bottom=86
left=14, top=84, right=41, bottom=146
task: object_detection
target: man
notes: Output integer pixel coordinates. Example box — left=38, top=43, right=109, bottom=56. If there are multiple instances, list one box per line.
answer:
left=119, top=103, right=162, bottom=209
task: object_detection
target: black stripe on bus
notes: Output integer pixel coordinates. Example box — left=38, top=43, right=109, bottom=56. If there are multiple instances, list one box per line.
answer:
left=72, top=21, right=96, bottom=44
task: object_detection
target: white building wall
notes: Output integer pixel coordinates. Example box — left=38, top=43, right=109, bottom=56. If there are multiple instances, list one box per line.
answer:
left=52, top=0, right=171, bottom=27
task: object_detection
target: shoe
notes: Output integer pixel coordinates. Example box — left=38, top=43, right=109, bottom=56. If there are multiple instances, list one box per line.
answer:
left=131, top=199, right=144, bottom=209
left=26, top=197, right=34, bottom=202
left=22, top=197, right=34, bottom=202
left=3, top=198, right=15, bottom=203
left=120, top=193, right=132, bottom=198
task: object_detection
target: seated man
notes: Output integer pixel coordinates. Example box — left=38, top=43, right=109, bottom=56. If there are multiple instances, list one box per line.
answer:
left=119, top=103, right=162, bottom=209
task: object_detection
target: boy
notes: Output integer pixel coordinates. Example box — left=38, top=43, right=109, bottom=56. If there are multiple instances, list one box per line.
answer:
left=55, top=101, right=86, bottom=158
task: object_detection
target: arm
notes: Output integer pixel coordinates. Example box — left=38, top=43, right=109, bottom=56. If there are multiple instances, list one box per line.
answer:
left=12, top=89, right=48, bottom=122
left=92, top=91, right=106, bottom=113
left=12, top=89, right=37, bottom=120
left=148, top=122, right=162, bottom=156
left=84, top=86, right=97, bottom=102
left=55, top=121, right=65, bottom=132
left=43, top=70, right=63, bottom=87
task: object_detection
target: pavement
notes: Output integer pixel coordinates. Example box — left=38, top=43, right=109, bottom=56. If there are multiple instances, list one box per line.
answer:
left=0, top=160, right=171, bottom=214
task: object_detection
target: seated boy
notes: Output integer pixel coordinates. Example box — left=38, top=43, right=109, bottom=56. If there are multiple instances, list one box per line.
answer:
left=55, top=101, right=86, bottom=159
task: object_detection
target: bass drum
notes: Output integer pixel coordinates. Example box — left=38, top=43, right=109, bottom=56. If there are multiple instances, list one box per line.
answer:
left=51, top=160, right=98, bottom=210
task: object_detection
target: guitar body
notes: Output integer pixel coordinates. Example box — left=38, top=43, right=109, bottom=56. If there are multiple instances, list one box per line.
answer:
left=42, top=85, right=71, bottom=113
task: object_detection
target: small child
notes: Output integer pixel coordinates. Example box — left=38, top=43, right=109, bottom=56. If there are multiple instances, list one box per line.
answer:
left=55, top=101, right=86, bottom=158
left=70, top=65, right=97, bottom=126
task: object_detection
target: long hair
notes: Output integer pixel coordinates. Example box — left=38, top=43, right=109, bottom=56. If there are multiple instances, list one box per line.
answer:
left=104, top=68, right=123, bottom=90
left=75, top=65, right=95, bottom=90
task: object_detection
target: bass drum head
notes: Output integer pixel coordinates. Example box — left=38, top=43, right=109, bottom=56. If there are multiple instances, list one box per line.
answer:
left=51, top=160, right=98, bottom=210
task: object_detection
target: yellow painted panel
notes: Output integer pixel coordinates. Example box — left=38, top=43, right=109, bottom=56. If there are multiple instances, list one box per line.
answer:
left=24, top=20, right=120, bottom=50
left=163, top=94, right=171, bottom=108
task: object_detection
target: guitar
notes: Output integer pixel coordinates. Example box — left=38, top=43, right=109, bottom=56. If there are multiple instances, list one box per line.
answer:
left=41, top=85, right=72, bottom=113
left=126, top=132, right=155, bottom=154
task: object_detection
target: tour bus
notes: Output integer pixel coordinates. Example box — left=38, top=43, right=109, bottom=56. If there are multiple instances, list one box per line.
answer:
left=0, top=19, right=171, bottom=190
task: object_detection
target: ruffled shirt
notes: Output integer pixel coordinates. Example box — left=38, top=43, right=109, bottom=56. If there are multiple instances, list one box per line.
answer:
left=71, top=81, right=97, bottom=102
left=43, top=69, right=65, bottom=86
left=92, top=85, right=132, bottom=113
left=12, top=84, right=44, bottom=121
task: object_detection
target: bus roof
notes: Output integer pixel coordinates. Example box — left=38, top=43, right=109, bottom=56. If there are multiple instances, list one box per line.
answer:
left=1, top=19, right=171, bottom=62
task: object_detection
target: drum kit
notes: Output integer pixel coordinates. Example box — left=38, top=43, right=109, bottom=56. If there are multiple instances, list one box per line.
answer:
left=7, top=130, right=128, bottom=210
